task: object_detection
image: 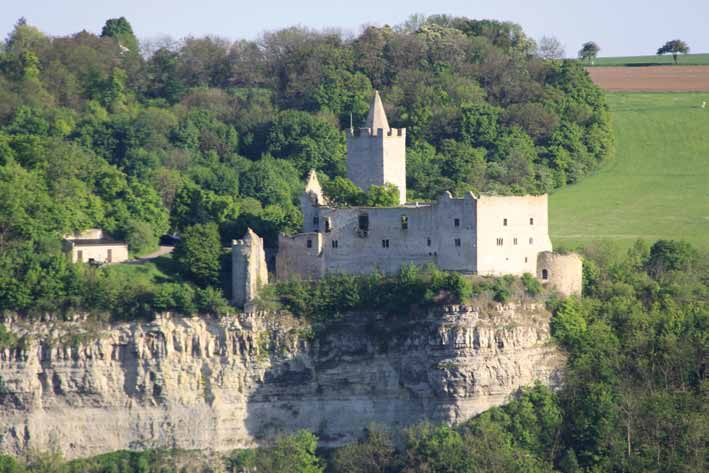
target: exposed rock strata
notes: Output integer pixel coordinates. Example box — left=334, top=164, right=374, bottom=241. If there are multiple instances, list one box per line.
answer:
left=0, top=304, right=565, bottom=459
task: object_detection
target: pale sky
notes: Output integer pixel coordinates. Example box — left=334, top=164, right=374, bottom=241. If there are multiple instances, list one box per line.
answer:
left=1, top=0, right=707, bottom=57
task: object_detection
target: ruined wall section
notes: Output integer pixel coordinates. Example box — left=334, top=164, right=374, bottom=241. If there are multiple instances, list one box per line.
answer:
left=232, top=229, right=269, bottom=307
left=276, top=233, right=324, bottom=280
left=317, top=204, right=435, bottom=274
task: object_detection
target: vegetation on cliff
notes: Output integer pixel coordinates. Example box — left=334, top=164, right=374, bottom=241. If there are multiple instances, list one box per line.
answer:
left=0, top=239, right=705, bottom=472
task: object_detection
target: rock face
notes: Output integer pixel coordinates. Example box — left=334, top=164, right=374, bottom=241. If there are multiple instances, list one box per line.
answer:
left=0, top=304, right=565, bottom=459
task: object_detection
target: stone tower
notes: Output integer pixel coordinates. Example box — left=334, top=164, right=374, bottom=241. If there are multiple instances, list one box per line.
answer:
left=232, top=228, right=268, bottom=309
left=346, top=91, right=407, bottom=204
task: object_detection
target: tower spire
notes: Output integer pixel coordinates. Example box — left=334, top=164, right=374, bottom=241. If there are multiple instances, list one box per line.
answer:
left=365, top=90, right=389, bottom=132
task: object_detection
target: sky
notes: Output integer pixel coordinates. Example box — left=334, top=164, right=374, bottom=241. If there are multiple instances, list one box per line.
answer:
left=1, top=0, right=707, bottom=57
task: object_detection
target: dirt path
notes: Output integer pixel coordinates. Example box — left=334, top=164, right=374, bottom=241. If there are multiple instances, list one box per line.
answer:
left=135, top=245, right=174, bottom=262
left=587, top=66, right=709, bottom=91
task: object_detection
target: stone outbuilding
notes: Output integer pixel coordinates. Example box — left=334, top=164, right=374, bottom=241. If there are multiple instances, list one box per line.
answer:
left=63, top=229, right=129, bottom=264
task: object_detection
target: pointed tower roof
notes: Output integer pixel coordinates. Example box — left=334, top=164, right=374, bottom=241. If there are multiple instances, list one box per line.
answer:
left=365, top=90, right=389, bottom=132
left=303, top=169, right=326, bottom=206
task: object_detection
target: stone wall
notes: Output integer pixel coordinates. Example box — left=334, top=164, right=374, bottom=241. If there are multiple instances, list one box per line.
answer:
left=346, top=128, right=407, bottom=205
left=0, top=305, right=565, bottom=459
left=475, top=195, right=553, bottom=276
left=232, top=229, right=269, bottom=307
left=279, top=191, right=560, bottom=280
left=276, top=233, right=324, bottom=280
left=68, top=243, right=129, bottom=264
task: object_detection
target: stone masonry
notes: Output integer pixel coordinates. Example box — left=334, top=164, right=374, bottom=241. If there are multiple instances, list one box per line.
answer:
left=231, top=228, right=268, bottom=308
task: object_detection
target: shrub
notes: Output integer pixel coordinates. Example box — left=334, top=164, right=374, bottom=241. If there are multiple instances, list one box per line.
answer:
left=173, top=223, right=222, bottom=287
left=521, top=272, right=542, bottom=296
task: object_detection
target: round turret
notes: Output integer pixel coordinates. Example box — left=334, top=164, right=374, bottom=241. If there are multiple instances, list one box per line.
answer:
left=536, top=252, right=583, bottom=297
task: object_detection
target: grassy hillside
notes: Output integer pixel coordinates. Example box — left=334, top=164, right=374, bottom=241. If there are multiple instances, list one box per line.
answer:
left=550, top=92, right=709, bottom=251
left=588, top=53, right=709, bottom=66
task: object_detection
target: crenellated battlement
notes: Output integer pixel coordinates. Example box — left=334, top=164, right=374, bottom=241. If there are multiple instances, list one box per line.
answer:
left=347, top=127, right=406, bottom=138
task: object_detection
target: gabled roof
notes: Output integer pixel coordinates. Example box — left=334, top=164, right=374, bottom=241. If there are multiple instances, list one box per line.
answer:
left=365, top=90, right=389, bottom=131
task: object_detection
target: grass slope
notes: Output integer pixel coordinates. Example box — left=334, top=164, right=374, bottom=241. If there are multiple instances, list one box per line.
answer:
left=550, top=92, right=709, bottom=251
left=588, top=53, right=709, bottom=67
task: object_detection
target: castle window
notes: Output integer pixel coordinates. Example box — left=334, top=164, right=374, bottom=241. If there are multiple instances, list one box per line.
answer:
left=382, top=239, right=390, bottom=248
left=77, top=250, right=83, bottom=262
left=542, top=269, right=549, bottom=280
left=313, top=216, right=319, bottom=228
left=359, top=214, right=369, bottom=231
left=427, top=237, right=431, bottom=247
left=325, top=218, right=332, bottom=233
left=454, top=238, right=461, bottom=247
left=525, top=257, right=528, bottom=263
left=529, top=237, right=534, bottom=245
left=496, top=238, right=503, bottom=246
left=530, top=217, right=534, bottom=225
left=401, top=215, right=408, bottom=230
left=306, top=239, right=312, bottom=249
left=513, top=237, right=518, bottom=245
left=331, top=240, right=339, bottom=248
left=454, top=218, right=460, bottom=228
left=503, top=218, right=508, bottom=226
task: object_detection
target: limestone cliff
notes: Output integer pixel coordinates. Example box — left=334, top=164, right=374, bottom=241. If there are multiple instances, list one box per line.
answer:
left=0, top=303, right=565, bottom=459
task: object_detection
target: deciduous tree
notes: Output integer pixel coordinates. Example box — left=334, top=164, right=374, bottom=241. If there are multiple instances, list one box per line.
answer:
left=578, top=41, right=600, bottom=64
left=656, top=39, right=689, bottom=64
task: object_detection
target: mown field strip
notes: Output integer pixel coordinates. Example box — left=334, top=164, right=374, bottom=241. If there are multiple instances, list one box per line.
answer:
left=550, top=92, right=709, bottom=251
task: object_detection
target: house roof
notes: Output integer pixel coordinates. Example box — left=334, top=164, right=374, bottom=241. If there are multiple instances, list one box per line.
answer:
left=67, top=238, right=127, bottom=247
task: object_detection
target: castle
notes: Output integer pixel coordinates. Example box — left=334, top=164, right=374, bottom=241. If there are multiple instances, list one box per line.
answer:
left=233, top=92, right=582, bottom=306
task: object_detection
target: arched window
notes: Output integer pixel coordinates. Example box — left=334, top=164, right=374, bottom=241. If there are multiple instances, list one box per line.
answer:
left=542, top=269, right=549, bottom=280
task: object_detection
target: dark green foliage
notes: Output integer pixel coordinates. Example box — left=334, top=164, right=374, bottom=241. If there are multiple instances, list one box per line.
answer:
left=100, top=17, right=139, bottom=53
left=322, top=177, right=400, bottom=207
left=521, top=272, right=542, bottom=296
left=364, top=184, right=400, bottom=207
left=645, top=239, right=698, bottom=277
left=331, top=425, right=397, bottom=473
left=265, top=110, right=346, bottom=176
left=270, top=264, right=471, bottom=325
left=226, top=430, right=325, bottom=473
left=657, top=40, right=690, bottom=64
left=173, top=223, right=222, bottom=288
left=578, top=41, right=600, bottom=64
left=322, top=176, right=366, bottom=206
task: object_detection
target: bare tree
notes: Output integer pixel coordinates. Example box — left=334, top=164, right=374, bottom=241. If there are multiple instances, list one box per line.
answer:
left=537, top=35, right=565, bottom=60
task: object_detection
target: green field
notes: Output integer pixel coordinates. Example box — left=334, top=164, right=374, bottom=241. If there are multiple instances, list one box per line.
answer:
left=550, top=92, right=709, bottom=252
left=587, top=53, right=709, bottom=67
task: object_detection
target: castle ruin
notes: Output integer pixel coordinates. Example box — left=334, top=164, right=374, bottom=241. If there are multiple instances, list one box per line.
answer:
left=233, top=92, right=582, bottom=305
